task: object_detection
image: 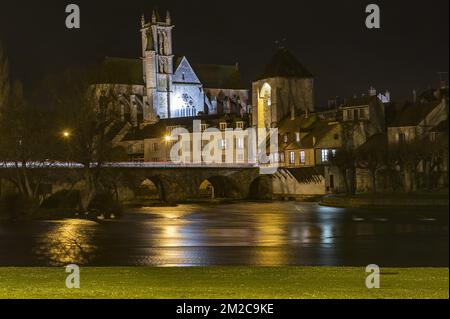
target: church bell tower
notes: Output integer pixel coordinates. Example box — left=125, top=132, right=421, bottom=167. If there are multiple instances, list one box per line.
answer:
left=141, top=9, right=174, bottom=120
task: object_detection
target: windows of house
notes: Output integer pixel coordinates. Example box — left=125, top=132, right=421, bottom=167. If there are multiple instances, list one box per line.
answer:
left=321, top=149, right=329, bottom=162
left=284, top=133, right=289, bottom=143
left=236, top=121, right=244, bottom=129
left=200, top=124, right=208, bottom=132
left=299, top=151, right=306, bottom=164
left=398, top=133, right=406, bottom=143
left=219, top=122, right=227, bottom=131
left=289, top=151, right=295, bottom=165
left=152, top=142, right=159, bottom=152
left=344, top=107, right=369, bottom=121
left=321, top=149, right=336, bottom=163
left=295, top=132, right=301, bottom=142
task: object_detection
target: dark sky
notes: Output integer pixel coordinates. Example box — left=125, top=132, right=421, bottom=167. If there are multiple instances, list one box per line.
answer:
left=0, top=0, right=448, bottom=107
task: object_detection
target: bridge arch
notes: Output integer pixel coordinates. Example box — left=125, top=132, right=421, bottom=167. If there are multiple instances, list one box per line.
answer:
left=248, top=175, right=273, bottom=200
left=197, top=175, right=241, bottom=199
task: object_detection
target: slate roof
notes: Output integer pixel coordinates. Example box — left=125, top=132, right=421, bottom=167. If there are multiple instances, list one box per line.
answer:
left=342, top=95, right=378, bottom=108
left=98, top=57, right=144, bottom=85
left=122, top=114, right=249, bottom=141
left=256, top=48, right=313, bottom=81
left=278, top=114, right=341, bottom=150
left=193, top=63, right=245, bottom=90
left=390, top=101, right=441, bottom=127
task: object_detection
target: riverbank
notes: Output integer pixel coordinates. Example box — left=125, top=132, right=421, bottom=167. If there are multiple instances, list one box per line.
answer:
left=0, top=267, right=447, bottom=299
left=320, top=191, right=449, bottom=209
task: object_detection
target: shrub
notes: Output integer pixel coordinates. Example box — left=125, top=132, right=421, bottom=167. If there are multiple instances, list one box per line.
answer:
left=88, top=193, right=123, bottom=218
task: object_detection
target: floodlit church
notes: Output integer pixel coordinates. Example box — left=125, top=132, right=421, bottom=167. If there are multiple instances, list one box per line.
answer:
left=100, top=9, right=249, bottom=126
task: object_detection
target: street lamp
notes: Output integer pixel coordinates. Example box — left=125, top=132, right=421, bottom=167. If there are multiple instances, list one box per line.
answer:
left=62, top=130, right=71, bottom=139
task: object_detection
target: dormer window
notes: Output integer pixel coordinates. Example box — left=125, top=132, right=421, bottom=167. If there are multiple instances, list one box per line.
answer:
left=220, top=122, right=227, bottom=131
left=236, top=121, right=244, bottom=129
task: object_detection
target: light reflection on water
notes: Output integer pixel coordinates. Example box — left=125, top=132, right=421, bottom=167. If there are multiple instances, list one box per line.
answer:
left=0, top=202, right=448, bottom=267
left=33, top=220, right=98, bottom=266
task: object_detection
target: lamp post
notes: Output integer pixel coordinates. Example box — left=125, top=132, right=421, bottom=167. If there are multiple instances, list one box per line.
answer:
left=61, top=130, right=72, bottom=166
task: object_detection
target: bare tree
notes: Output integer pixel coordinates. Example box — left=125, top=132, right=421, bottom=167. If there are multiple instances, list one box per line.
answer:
left=0, top=41, right=10, bottom=112
left=356, top=134, right=387, bottom=193
left=0, top=80, right=56, bottom=202
left=49, top=67, right=125, bottom=209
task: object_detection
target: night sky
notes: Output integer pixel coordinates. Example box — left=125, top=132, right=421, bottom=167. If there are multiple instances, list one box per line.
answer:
left=0, top=0, right=448, bottom=107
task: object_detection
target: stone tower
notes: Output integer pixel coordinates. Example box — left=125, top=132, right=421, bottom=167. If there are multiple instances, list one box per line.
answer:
left=252, top=48, right=314, bottom=129
left=141, top=9, right=174, bottom=120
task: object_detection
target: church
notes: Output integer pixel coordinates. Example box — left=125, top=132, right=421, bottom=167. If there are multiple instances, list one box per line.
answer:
left=99, top=9, right=249, bottom=126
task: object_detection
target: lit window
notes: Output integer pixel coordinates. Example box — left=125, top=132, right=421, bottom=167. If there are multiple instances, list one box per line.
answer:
left=321, top=149, right=329, bottom=162
left=236, top=121, right=244, bottom=129
left=299, top=151, right=306, bottom=164
left=290, top=151, right=296, bottom=164
left=296, top=132, right=300, bottom=142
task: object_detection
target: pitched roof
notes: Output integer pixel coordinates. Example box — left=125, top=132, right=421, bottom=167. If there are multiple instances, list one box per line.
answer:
left=390, top=101, right=441, bottom=127
left=99, top=57, right=144, bottom=85
left=342, top=95, right=379, bottom=108
left=193, top=63, right=245, bottom=89
left=256, top=48, right=313, bottom=81
left=122, top=114, right=249, bottom=141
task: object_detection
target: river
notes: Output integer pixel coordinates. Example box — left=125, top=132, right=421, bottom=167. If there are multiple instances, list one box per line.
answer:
left=0, top=202, right=448, bottom=267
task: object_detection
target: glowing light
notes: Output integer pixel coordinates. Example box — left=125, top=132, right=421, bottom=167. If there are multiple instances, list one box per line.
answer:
left=165, top=135, right=171, bottom=142
left=62, top=131, right=71, bottom=138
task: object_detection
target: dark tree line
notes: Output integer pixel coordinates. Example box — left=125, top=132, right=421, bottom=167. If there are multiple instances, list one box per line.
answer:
left=0, top=43, right=127, bottom=214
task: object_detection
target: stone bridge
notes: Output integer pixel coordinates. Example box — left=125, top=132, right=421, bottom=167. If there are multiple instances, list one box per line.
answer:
left=0, top=163, right=274, bottom=202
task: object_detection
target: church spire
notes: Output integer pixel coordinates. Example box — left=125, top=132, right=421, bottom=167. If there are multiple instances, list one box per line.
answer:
left=151, top=9, right=158, bottom=23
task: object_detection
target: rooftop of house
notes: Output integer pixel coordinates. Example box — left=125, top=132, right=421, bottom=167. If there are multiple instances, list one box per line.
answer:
left=389, top=100, right=442, bottom=127
left=122, top=114, right=250, bottom=141
left=278, top=114, right=341, bottom=150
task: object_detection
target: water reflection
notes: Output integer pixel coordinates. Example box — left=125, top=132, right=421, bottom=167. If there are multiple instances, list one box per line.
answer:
left=0, top=202, right=448, bottom=267
left=33, top=220, right=98, bottom=266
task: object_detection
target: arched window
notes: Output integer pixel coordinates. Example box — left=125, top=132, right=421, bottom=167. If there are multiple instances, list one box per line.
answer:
left=258, top=83, right=272, bottom=129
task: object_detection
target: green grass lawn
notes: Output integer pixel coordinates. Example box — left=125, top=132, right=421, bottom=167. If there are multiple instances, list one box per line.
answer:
left=0, top=267, right=448, bottom=299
